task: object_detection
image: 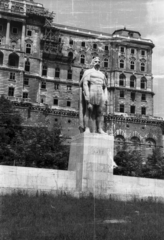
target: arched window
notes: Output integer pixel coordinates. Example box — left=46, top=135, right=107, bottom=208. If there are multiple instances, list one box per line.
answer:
left=26, top=44, right=31, bottom=54
left=42, top=64, right=47, bottom=76
left=104, top=58, right=108, bottom=68
left=67, top=69, right=72, bottom=80
left=115, top=135, right=125, bottom=152
left=68, top=52, right=73, bottom=59
left=80, top=69, right=84, bottom=81
left=8, top=53, right=19, bottom=67
left=55, top=67, right=60, bottom=78
left=130, top=61, right=135, bottom=70
left=115, top=135, right=125, bottom=145
left=141, top=62, right=145, bottom=72
left=130, top=75, right=136, bottom=88
left=140, top=77, right=147, bottom=89
left=119, top=59, right=124, bottom=69
left=25, top=60, right=30, bottom=72
left=120, top=104, right=124, bottom=113
left=0, top=51, right=3, bottom=65
left=119, top=74, right=126, bottom=87
left=80, top=55, right=85, bottom=64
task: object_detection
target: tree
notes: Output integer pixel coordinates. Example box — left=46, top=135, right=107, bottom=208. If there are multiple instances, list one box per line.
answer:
left=114, top=149, right=143, bottom=177
left=141, top=148, right=164, bottom=179
left=0, top=96, right=69, bottom=169
left=0, top=96, right=22, bottom=165
left=15, top=124, right=69, bottom=169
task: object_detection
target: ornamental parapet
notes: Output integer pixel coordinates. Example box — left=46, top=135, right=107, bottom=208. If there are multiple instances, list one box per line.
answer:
left=105, top=113, right=163, bottom=126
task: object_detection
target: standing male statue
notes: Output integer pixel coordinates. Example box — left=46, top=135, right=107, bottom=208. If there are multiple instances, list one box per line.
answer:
left=79, top=56, right=108, bottom=134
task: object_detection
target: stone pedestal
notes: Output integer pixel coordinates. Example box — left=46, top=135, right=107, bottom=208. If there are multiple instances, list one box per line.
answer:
left=68, top=133, right=114, bottom=196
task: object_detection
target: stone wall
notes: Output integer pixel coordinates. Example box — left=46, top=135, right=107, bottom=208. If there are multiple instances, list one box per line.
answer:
left=1, top=165, right=164, bottom=201
left=0, top=166, right=76, bottom=195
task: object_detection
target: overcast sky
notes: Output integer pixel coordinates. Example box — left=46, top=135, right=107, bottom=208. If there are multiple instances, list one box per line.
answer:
left=39, top=0, right=164, bottom=117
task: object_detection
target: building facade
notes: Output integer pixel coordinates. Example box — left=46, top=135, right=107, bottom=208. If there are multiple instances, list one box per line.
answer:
left=0, top=0, right=163, bottom=157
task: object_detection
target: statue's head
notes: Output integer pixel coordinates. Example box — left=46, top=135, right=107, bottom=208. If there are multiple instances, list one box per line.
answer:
left=92, top=56, right=100, bottom=68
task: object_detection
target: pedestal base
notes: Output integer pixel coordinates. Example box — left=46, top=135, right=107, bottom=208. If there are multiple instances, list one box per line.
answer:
left=68, top=133, right=114, bottom=196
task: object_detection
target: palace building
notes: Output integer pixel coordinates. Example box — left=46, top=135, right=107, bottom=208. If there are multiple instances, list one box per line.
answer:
left=0, top=0, right=163, bottom=157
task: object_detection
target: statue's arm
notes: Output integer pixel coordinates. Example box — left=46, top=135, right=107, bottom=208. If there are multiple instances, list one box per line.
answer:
left=83, top=73, right=90, bottom=102
left=103, top=75, right=108, bottom=102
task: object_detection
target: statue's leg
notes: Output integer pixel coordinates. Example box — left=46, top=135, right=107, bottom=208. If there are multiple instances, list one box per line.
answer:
left=90, top=105, right=96, bottom=133
left=97, top=104, right=107, bottom=134
left=84, top=102, right=90, bottom=133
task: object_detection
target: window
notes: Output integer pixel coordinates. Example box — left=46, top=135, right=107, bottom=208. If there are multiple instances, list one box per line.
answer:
left=141, top=107, right=146, bottom=115
left=119, top=59, right=124, bottom=69
left=80, top=69, right=84, bottom=81
left=24, top=78, right=29, bottom=86
left=26, top=44, right=31, bottom=54
left=140, top=77, right=147, bottom=89
left=104, top=58, right=108, bottom=68
left=93, top=43, right=97, bottom=49
left=12, top=27, right=18, bottom=34
left=131, top=49, right=135, bottom=54
left=120, top=104, right=124, bottom=113
left=81, top=41, right=85, bottom=47
left=105, top=45, right=108, bottom=51
left=8, top=87, right=14, bottom=96
left=130, top=61, right=135, bottom=70
left=120, top=90, right=124, bottom=98
left=0, top=39, right=1, bottom=45
left=9, top=72, right=15, bottom=80
left=141, top=62, right=145, bottom=72
left=27, top=30, right=32, bottom=37
left=69, top=39, right=73, bottom=45
left=130, top=105, right=135, bottom=114
left=25, top=60, right=30, bottom=72
left=53, top=98, right=58, bottom=106
left=67, top=69, right=72, bottom=80
left=59, top=37, right=61, bottom=43
left=42, top=64, right=47, bottom=76
left=131, top=92, right=135, bottom=101
left=141, top=50, right=145, bottom=56
left=0, top=25, right=3, bottom=31
left=67, top=101, right=71, bottom=107
left=120, top=47, right=125, bottom=53
left=0, top=51, right=3, bottom=65
left=141, top=93, right=146, bottom=101
left=54, top=83, right=59, bottom=90
left=41, top=81, right=46, bottom=89
left=68, top=52, right=73, bottom=59
left=80, top=55, right=85, bottom=64
left=8, top=53, right=19, bottom=67
left=130, top=75, right=136, bottom=88
left=67, top=85, right=72, bottom=91
left=119, top=74, right=126, bottom=86
left=23, top=92, right=28, bottom=99
left=55, top=67, right=60, bottom=78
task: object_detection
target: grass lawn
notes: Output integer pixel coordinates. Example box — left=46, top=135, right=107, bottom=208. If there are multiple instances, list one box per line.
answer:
left=0, top=192, right=164, bottom=240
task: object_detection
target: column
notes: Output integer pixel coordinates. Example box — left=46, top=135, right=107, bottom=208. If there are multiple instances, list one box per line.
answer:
left=6, top=20, right=10, bottom=45
left=21, top=23, right=25, bottom=52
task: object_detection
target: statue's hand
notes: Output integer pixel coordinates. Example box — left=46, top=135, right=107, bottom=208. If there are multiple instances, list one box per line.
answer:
left=88, top=103, right=93, bottom=111
left=85, top=95, right=90, bottom=102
